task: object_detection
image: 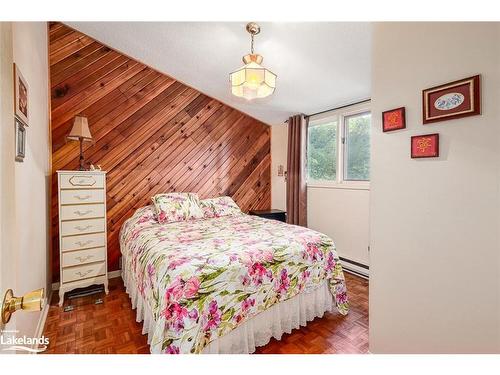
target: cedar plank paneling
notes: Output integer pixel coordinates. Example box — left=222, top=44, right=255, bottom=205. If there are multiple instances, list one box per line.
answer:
left=49, top=23, right=271, bottom=281
left=51, top=51, right=125, bottom=106
left=51, top=68, right=162, bottom=154
left=50, top=35, right=95, bottom=66
left=51, top=43, right=106, bottom=85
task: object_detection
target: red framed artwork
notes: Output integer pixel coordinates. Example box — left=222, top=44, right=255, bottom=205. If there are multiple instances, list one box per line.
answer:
left=422, top=75, right=480, bottom=124
left=411, top=133, right=439, bottom=158
left=382, top=107, right=406, bottom=132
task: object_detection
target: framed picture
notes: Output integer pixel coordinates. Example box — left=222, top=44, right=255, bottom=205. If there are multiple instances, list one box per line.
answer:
left=422, top=75, right=480, bottom=124
left=382, top=107, right=406, bottom=132
left=14, top=63, right=29, bottom=126
left=411, top=133, right=439, bottom=159
left=15, top=117, right=26, bottom=162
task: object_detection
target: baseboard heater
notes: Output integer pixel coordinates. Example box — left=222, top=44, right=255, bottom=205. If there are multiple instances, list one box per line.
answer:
left=339, top=257, right=369, bottom=279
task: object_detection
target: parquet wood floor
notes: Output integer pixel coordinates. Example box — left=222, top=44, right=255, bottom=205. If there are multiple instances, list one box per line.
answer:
left=42, top=272, right=368, bottom=354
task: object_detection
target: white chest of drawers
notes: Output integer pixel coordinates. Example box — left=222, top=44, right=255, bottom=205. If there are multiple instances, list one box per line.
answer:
left=57, top=170, right=109, bottom=306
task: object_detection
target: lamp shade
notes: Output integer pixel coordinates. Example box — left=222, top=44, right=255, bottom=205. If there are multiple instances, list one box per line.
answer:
left=67, top=115, right=92, bottom=142
left=230, top=54, right=276, bottom=100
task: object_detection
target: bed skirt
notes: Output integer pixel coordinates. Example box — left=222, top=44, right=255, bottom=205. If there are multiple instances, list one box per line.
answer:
left=122, top=267, right=334, bottom=354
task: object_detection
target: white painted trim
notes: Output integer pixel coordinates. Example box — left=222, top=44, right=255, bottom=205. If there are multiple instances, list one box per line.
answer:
left=308, top=100, right=371, bottom=123
left=307, top=183, right=370, bottom=191
left=342, top=263, right=369, bottom=279
left=35, top=296, right=50, bottom=338
left=33, top=292, right=51, bottom=354
left=51, top=269, right=121, bottom=291
left=108, top=270, right=121, bottom=279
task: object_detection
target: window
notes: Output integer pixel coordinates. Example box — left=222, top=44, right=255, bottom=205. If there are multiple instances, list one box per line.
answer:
left=344, top=112, right=371, bottom=181
left=306, top=104, right=371, bottom=186
left=307, top=117, right=338, bottom=182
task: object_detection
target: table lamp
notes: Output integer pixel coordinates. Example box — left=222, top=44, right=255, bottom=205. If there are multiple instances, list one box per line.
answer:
left=67, top=115, right=93, bottom=171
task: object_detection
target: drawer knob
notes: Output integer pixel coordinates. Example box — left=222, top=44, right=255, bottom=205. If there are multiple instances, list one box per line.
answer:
left=74, top=209, right=92, bottom=216
left=75, top=270, right=92, bottom=278
left=75, top=225, right=92, bottom=231
left=75, top=255, right=93, bottom=263
left=74, top=194, right=91, bottom=200
left=75, top=240, right=93, bottom=247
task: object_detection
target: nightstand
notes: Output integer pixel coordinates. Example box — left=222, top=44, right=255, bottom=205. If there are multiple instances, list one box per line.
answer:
left=249, top=209, right=287, bottom=223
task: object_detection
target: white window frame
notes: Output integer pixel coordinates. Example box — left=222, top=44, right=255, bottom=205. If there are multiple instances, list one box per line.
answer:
left=307, top=102, right=371, bottom=190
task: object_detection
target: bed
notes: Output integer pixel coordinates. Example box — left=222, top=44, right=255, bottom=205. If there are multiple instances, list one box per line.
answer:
left=119, top=205, right=348, bottom=354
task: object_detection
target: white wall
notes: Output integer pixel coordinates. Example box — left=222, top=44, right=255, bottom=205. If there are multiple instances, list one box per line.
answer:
left=308, top=187, right=369, bottom=268
left=0, top=22, right=50, bottom=342
left=271, top=124, right=287, bottom=211
left=0, top=22, right=18, bottom=335
left=370, top=22, right=500, bottom=353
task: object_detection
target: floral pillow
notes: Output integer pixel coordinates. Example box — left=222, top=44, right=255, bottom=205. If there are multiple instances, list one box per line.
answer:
left=151, top=193, right=204, bottom=224
left=199, top=196, right=242, bottom=218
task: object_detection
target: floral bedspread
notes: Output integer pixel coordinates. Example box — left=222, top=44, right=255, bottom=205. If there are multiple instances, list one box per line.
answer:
left=119, top=206, right=348, bottom=354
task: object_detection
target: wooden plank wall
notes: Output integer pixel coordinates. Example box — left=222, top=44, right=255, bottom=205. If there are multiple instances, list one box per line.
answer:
left=49, top=22, right=271, bottom=281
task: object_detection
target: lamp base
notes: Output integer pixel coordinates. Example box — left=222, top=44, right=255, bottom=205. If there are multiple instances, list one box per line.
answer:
left=79, top=138, right=86, bottom=171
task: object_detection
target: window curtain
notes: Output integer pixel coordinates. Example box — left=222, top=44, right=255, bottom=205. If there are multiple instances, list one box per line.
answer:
left=286, top=114, right=307, bottom=226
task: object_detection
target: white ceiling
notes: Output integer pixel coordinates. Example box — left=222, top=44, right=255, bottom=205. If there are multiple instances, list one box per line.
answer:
left=66, top=22, right=372, bottom=125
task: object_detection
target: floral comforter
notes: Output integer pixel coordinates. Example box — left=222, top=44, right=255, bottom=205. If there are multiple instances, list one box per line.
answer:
left=119, top=206, right=348, bottom=354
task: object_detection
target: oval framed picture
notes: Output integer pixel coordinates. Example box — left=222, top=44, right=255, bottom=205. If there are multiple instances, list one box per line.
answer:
left=422, top=75, right=480, bottom=124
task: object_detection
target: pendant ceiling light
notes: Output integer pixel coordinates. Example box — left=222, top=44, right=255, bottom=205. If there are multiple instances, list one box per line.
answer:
left=230, top=22, right=277, bottom=100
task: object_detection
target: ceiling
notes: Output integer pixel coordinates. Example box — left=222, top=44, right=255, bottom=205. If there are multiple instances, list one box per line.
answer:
left=66, top=22, right=372, bottom=125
